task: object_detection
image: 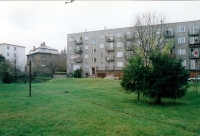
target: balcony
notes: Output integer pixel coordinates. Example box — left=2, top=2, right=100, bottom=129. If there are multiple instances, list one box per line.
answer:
left=188, top=40, right=200, bottom=48
left=189, top=64, right=200, bottom=71
left=74, top=48, right=83, bottom=54
left=74, top=57, right=83, bottom=63
left=74, top=39, right=83, bottom=45
left=105, top=46, right=115, bottom=52
left=169, top=53, right=175, bottom=58
left=105, top=56, right=115, bottom=62
left=105, top=66, right=115, bottom=70
left=189, top=52, right=200, bottom=59
left=164, top=31, right=174, bottom=38
left=125, top=44, right=132, bottom=51
left=125, top=54, right=133, bottom=60
left=188, top=29, right=199, bottom=36
left=106, top=36, right=115, bottom=42
left=125, top=34, right=131, bottom=41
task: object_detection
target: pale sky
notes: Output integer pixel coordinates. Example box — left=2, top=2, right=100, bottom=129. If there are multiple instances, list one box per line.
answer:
left=0, top=1, right=200, bottom=56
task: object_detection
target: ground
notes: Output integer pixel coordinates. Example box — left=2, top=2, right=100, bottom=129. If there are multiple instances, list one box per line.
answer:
left=0, top=79, right=200, bottom=135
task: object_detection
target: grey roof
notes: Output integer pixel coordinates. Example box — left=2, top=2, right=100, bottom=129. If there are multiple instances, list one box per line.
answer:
left=27, top=46, right=60, bottom=56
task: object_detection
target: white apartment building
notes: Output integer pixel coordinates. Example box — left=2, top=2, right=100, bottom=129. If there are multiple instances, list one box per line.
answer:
left=0, top=43, right=26, bottom=71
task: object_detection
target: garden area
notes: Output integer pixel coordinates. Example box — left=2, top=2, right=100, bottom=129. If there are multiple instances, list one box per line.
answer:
left=0, top=78, right=200, bottom=135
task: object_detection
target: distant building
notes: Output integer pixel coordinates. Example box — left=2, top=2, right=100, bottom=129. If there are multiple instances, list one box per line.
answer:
left=26, top=42, right=61, bottom=74
left=67, top=20, right=200, bottom=78
left=0, top=43, right=25, bottom=71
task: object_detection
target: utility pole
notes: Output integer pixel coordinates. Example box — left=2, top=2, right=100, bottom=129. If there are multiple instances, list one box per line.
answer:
left=29, top=60, right=31, bottom=97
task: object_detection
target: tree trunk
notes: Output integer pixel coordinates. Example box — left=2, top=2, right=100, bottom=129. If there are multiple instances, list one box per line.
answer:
left=156, top=91, right=162, bottom=104
left=137, top=90, right=140, bottom=100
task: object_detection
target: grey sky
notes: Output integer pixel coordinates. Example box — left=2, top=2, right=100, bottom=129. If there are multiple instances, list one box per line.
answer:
left=0, top=1, right=200, bottom=56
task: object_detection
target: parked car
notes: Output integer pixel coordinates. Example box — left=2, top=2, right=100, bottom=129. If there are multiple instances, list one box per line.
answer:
left=193, top=76, right=200, bottom=81
left=188, top=78, right=194, bottom=81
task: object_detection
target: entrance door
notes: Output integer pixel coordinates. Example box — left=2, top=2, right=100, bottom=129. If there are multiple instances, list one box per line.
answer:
left=92, top=68, right=95, bottom=75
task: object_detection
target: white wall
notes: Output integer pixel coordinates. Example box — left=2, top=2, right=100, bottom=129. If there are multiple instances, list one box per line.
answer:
left=0, top=44, right=25, bottom=71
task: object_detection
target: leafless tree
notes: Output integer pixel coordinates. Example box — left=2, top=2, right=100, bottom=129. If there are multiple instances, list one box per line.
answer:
left=123, top=11, right=175, bottom=66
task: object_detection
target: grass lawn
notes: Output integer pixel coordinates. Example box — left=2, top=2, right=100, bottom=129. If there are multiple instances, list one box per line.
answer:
left=0, top=79, right=200, bottom=136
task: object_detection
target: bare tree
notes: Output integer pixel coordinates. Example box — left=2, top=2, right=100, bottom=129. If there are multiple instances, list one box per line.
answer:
left=123, top=11, right=175, bottom=66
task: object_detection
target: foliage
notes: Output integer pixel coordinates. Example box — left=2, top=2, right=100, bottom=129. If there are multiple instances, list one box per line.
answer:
left=121, top=55, right=148, bottom=100
left=0, top=60, right=23, bottom=84
left=121, top=49, right=189, bottom=104
left=0, top=79, right=199, bottom=135
left=73, top=69, right=82, bottom=78
left=0, top=54, right=5, bottom=62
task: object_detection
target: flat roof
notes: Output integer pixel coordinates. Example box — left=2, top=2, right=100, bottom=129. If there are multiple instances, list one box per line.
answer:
left=0, top=43, right=25, bottom=48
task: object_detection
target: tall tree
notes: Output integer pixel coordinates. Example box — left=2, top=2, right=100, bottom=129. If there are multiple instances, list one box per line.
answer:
left=0, top=54, right=5, bottom=63
left=124, top=11, right=174, bottom=66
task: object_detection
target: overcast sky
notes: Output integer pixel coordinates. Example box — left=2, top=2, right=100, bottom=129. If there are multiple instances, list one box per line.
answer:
left=0, top=1, right=200, bottom=56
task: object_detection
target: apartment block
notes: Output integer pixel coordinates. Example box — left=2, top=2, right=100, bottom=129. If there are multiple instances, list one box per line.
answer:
left=67, top=20, right=200, bottom=78
left=0, top=43, right=25, bottom=71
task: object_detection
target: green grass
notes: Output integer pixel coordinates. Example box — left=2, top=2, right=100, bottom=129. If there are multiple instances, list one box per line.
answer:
left=0, top=79, right=200, bottom=136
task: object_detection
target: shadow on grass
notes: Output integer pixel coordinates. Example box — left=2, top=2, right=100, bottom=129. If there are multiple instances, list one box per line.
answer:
left=122, top=98, right=188, bottom=107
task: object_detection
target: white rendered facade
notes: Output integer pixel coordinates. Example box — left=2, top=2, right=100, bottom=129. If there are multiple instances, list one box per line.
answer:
left=0, top=43, right=26, bottom=71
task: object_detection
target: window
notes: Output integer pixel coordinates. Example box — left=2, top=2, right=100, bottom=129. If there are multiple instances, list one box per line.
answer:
left=100, top=62, right=104, bottom=67
left=69, top=63, right=73, bottom=68
left=117, top=42, right=123, bottom=47
left=85, top=36, right=88, bottom=40
left=116, top=32, right=123, bottom=37
left=126, top=32, right=131, bottom=38
left=70, top=55, right=74, bottom=59
left=69, top=46, right=74, bottom=51
left=14, top=53, right=16, bottom=57
left=91, top=48, right=96, bottom=53
left=100, top=52, right=103, bottom=58
left=14, top=47, right=16, bottom=51
left=117, top=52, right=123, bottom=57
left=117, top=62, right=123, bottom=67
left=191, top=60, right=195, bottom=69
left=69, top=37, right=74, bottom=42
left=100, top=43, right=104, bottom=48
left=190, top=36, right=198, bottom=44
left=182, top=60, right=186, bottom=66
left=178, top=37, right=185, bottom=43
left=85, top=45, right=88, bottom=49
left=178, top=49, right=185, bottom=55
left=100, top=34, right=104, bottom=39
left=85, top=63, right=88, bottom=68
left=91, top=39, right=97, bottom=44
left=156, top=29, right=161, bottom=34
left=177, top=26, right=185, bottom=33
left=7, top=53, right=9, bottom=56
left=7, top=46, right=9, bottom=50
left=91, top=58, right=96, bottom=63
left=85, top=54, right=88, bottom=58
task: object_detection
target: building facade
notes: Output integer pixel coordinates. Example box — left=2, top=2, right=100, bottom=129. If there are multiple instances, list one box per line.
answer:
left=0, top=43, right=25, bottom=71
left=67, top=20, right=200, bottom=78
left=26, top=42, right=60, bottom=74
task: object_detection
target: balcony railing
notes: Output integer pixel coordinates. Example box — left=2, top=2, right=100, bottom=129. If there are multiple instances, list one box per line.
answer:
left=125, top=34, right=131, bottom=41
left=74, top=57, right=83, bottom=63
left=105, top=56, right=115, bottom=62
left=188, top=29, right=200, bottom=36
left=164, top=31, right=174, bottom=38
left=74, top=39, right=83, bottom=45
left=74, top=48, right=83, bottom=54
left=169, top=53, right=175, bottom=58
left=125, top=54, right=133, bottom=60
left=105, top=46, right=115, bottom=52
left=125, top=45, right=132, bottom=51
left=105, top=66, right=115, bottom=70
left=189, top=64, right=200, bottom=70
left=188, top=40, right=200, bottom=48
left=189, top=52, right=200, bottom=59
left=105, top=36, right=115, bottom=42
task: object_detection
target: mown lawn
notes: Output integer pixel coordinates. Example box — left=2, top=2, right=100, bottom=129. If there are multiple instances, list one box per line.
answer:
left=0, top=79, right=200, bottom=136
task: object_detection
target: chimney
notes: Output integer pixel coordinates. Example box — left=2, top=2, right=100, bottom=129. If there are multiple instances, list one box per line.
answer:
left=33, top=46, right=35, bottom=51
left=43, top=42, right=45, bottom=47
